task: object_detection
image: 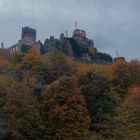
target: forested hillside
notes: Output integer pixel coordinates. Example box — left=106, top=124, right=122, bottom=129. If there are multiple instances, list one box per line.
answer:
left=0, top=48, right=139, bottom=140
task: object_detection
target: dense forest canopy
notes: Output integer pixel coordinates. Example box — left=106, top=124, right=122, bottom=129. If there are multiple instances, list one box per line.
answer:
left=0, top=48, right=139, bottom=140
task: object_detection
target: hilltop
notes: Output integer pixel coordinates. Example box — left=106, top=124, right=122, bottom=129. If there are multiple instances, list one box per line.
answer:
left=6, top=26, right=116, bottom=64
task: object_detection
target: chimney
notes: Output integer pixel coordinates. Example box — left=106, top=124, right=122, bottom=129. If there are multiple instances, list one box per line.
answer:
left=1, top=42, right=4, bottom=49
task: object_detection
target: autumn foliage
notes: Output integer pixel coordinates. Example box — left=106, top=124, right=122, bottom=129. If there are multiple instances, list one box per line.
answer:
left=0, top=49, right=139, bottom=140
left=43, top=76, right=91, bottom=140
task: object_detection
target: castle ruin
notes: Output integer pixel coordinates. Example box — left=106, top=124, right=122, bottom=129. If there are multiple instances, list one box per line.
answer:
left=9, top=26, right=40, bottom=52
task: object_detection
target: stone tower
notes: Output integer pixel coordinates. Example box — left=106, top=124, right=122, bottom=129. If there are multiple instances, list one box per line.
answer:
left=21, top=26, right=36, bottom=45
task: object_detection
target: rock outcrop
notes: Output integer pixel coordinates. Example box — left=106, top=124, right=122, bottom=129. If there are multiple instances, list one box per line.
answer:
left=42, top=28, right=112, bottom=64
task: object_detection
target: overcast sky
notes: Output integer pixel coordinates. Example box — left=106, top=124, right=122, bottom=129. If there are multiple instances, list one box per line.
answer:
left=0, top=0, right=139, bottom=60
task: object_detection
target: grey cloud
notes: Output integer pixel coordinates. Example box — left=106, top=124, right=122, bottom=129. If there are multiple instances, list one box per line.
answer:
left=0, top=0, right=140, bottom=60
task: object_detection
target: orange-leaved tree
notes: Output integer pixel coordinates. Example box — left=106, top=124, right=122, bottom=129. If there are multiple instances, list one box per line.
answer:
left=110, top=60, right=130, bottom=98
left=23, top=47, right=41, bottom=70
left=43, top=76, right=91, bottom=140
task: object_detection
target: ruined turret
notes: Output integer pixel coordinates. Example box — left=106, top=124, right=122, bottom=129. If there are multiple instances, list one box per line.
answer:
left=22, top=26, right=36, bottom=45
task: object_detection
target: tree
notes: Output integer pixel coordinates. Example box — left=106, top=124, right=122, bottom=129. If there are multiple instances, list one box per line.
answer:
left=78, top=67, right=116, bottom=133
left=44, top=50, right=77, bottom=84
left=0, top=48, right=11, bottom=60
left=11, top=51, right=24, bottom=65
left=20, top=44, right=31, bottom=53
left=110, top=60, right=130, bottom=98
left=0, top=75, right=13, bottom=107
left=43, top=76, right=91, bottom=140
left=4, top=82, right=46, bottom=140
left=0, top=58, right=11, bottom=73
left=113, top=86, right=140, bottom=139
left=23, top=47, right=41, bottom=70
left=11, top=48, right=48, bottom=96
left=128, top=60, right=140, bottom=85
